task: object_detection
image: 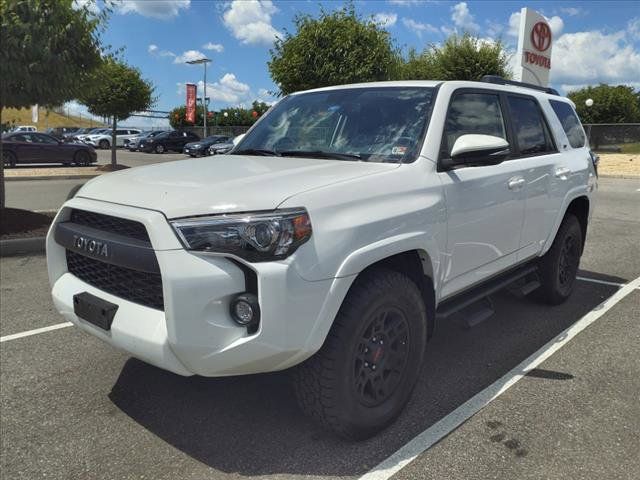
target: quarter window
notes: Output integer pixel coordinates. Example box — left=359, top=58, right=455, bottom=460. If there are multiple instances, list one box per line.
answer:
left=442, top=93, right=507, bottom=157
left=550, top=100, right=586, bottom=148
left=507, top=96, right=554, bottom=155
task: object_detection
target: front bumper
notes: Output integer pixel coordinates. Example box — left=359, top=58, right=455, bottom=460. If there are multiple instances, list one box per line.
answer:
left=47, top=198, right=351, bottom=377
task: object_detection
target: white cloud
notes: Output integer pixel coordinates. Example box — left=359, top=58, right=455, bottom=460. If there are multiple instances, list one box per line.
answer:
left=149, top=44, right=176, bottom=58
left=72, top=0, right=99, bottom=14
left=173, top=50, right=208, bottom=64
left=508, top=11, right=564, bottom=38
left=629, top=18, right=640, bottom=40
left=403, top=18, right=439, bottom=37
left=373, top=12, right=398, bottom=28
left=222, top=0, right=281, bottom=46
left=559, top=7, right=584, bottom=17
left=388, top=0, right=423, bottom=5
left=202, top=42, right=224, bottom=52
left=119, top=0, right=190, bottom=20
left=551, top=28, right=640, bottom=88
left=451, top=2, right=479, bottom=33
left=148, top=44, right=158, bottom=54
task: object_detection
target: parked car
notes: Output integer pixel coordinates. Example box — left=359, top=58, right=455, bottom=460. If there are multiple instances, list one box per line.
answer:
left=2, top=131, right=97, bottom=167
left=184, top=135, right=231, bottom=157
left=85, top=129, right=142, bottom=149
left=127, top=130, right=168, bottom=151
left=12, top=125, right=38, bottom=133
left=62, top=127, right=93, bottom=142
left=46, top=126, right=81, bottom=140
left=75, top=128, right=109, bottom=143
left=139, top=130, right=199, bottom=153
left=207, top=139, right=234, bottom=156
left=47, top=78, right=596, bottom=439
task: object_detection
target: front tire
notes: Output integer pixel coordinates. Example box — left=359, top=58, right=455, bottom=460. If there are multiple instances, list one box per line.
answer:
left=154, top=144, right=165, bottom=154
left=536, top=214, right=583, bottom=305
left=74, top=150, right=90, bottom=166
left=98, top=139, right=110, bottom=150
left=293, top=267, right=427, bottom=439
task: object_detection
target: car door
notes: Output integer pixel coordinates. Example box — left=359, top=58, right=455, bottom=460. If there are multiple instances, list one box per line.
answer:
left=35, top=133, right=64, bottom=163
left=437, top=89, right=528, bottom=298
left=12, top=133, right=41, bottom=163
left=503, top=94, right=565, bottom=261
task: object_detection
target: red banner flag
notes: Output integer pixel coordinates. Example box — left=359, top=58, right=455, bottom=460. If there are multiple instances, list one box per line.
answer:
left=186, top=83, right=197, bottom=123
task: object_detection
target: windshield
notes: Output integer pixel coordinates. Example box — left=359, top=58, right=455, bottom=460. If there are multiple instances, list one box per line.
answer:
left=234, top=86, right=435, bottom=163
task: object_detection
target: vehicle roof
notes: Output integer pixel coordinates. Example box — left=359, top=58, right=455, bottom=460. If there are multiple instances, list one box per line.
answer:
left=294, top=80, right=573, bottom=106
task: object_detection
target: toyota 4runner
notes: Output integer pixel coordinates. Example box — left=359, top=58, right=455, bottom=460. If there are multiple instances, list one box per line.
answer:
left=47, top=77, right=597, bottom=439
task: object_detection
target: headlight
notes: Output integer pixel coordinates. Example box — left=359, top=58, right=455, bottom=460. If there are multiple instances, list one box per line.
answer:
left=171, top=208, right=312, bottom=261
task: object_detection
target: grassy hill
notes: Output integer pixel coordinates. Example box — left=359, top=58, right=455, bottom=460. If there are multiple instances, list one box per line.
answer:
left=1, top=107, right=105, bottom=131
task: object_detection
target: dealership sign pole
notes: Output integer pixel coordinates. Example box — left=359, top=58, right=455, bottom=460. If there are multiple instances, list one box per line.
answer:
left=514, top=7, right=553, bottom=87
left=186, top=83, right=197, bottom=124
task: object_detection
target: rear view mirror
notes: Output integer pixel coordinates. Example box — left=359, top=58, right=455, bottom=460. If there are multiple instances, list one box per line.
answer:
left=442, top=134, right=510, bottom=170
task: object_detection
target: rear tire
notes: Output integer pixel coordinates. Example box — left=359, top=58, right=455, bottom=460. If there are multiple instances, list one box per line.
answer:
left=293, top=267, right=427, bottom=440
left=536, top=214, right=583, bottom=305
left=98, top=139, right=110, bottom=150
left=74, top=150, right=90, bottom=166
left=3, top=151, right=17, bottom=168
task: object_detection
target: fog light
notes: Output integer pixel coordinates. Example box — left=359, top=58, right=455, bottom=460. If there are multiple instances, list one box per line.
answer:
left=230, top=293, right=260, bottom=326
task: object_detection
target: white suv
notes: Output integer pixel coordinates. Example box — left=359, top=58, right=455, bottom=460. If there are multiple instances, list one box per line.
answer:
left=47, top=78, right=596, bottom=439
left=84, top=128, right=142, bottom=149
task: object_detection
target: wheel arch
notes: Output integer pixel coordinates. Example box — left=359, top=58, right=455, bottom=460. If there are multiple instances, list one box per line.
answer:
left=543, top=194, right=590, bottom=256
left=354, top=250, right=436, bottom=339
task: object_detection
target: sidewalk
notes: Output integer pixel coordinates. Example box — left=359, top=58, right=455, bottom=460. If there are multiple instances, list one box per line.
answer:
left=4, top=166, right=102, bottom=181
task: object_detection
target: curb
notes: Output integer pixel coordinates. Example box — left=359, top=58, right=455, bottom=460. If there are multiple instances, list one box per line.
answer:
left=0, top=237, right=46, bottom=257
left=5, top=174, right=100, bottom=182
left=599, top=174, right=640, bottom=179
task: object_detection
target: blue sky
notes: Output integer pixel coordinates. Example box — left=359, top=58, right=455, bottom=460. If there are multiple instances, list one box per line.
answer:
left=70, top=0, right=640, bottom=127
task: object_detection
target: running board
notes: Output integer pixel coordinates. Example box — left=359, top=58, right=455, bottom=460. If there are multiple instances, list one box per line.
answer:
left=436, top=264, right=538, bottom=319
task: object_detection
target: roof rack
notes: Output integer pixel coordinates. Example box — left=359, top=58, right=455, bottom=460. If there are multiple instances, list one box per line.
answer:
left=481, top=75, right=560, bottom=96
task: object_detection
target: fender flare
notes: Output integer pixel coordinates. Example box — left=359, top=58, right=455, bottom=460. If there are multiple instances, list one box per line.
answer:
left=541, top=186, right=591, bottom=255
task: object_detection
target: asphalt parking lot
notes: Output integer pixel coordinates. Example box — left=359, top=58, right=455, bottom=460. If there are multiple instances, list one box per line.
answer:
left=1, top=177, right=639, bottom=480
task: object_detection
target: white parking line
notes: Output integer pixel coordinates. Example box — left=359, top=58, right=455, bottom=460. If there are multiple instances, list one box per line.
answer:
left=577, top=276, right=626, bottom=288
left=0, top=322, right=73, bottom=343
left=359, top=275, right=640, bottom=480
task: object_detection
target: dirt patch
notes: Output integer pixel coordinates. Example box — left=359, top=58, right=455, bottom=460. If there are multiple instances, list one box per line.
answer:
left=597, top=153, right=640, bottom=177
left=97, top=164, right=130, bottom=172
left=0, top=208, right=55, bottom=240
left=4, top=166, right=101, bottom=178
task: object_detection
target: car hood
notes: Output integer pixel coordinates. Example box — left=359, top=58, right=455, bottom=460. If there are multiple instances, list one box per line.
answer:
left=77, top=154, right=399, bottom=218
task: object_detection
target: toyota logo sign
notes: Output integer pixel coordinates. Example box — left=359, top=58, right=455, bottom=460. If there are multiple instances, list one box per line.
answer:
left=531, top=21, right=552, bottom=52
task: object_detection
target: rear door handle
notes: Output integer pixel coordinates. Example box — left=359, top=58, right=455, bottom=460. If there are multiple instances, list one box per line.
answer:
left=555, top=167, right=571, bottom=179
left=508, top=177, right=525, bottom=190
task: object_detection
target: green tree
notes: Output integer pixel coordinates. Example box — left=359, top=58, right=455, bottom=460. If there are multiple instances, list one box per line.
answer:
left=400, top=34, right=511, bottom=81
left=169, top=104, right=205, bottom=129
left=80, top=59, right=155, bottom=167
left=0, top=0, right=105, bottom=207
left=268, top=5, right=400, bottom=95
left=568, top=84, right=640, bottom=124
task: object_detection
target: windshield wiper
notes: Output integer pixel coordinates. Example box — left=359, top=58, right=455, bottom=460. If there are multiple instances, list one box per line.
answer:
left=233, top=148, right=281, bottom=156
left=279, top=150, right=362, bottom=161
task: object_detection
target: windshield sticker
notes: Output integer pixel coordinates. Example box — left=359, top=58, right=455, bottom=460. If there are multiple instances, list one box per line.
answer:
left=391, top=146, right=407, bottom=156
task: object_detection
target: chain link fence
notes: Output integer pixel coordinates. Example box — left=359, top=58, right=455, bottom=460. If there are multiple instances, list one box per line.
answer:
left=185, top=125, right=251, bottom=139
left=584, top=124, right=640, bottom=152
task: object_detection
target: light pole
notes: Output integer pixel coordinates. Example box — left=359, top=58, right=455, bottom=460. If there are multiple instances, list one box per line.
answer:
left=186, top=57, right=212, bottom=137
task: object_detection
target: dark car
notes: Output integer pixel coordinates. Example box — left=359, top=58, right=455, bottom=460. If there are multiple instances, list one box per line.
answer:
left=183, top=135, right=231, bottom=157
left=2, top=132, right=97, bottom=167
left=127, top=130, right=168, bottom=151
left=139, top=130, right=200, bottom=154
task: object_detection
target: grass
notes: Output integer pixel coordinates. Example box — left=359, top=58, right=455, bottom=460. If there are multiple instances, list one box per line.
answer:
left=620, top=142, right=640, bottom=154
left=1, top=107, right=105, bottom=131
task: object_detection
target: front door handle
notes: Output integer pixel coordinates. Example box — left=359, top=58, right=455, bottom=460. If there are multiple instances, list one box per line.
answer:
left=555, top=167, right=572, bottom=179
left=508, top=177, right=525, bottom=190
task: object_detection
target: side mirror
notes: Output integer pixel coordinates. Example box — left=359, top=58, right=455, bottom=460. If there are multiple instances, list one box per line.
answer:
left=233, top=134, right=245, bottom=146
left=442, top=134, right=510, bottom=170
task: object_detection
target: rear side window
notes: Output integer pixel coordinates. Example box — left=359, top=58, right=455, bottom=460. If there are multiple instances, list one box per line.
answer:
left=507, top=96, right=554, bottom=155
left=549, top=100, right=586, bottom=148
left=441, top=92, right=507, bottom=157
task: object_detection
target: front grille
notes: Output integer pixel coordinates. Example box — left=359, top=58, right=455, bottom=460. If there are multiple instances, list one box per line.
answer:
left=70, top=209, right=150, bottom=243
left=66, top=250, right=164, bottom=310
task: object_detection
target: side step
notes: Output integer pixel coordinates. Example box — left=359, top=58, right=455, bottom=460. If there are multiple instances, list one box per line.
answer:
left=436, top=264, right=538, bottom=322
